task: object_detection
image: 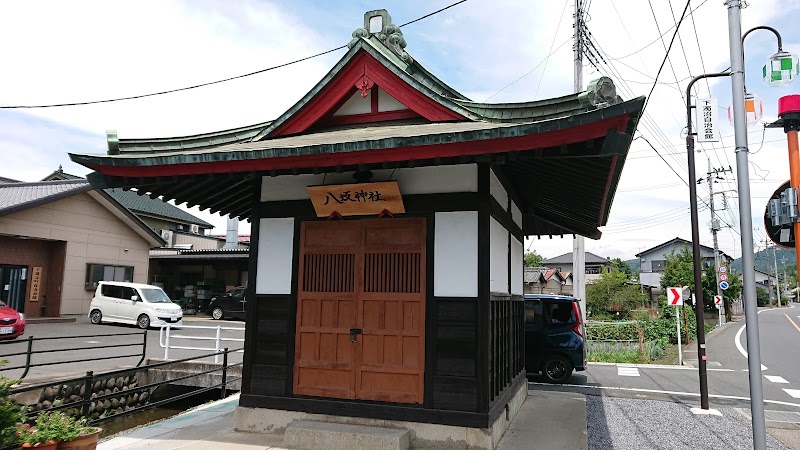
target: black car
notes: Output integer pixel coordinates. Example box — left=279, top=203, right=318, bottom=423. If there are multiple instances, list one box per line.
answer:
left=207, top=286, right=247, bottom=320
left=524, top=294, right=586, bottom=383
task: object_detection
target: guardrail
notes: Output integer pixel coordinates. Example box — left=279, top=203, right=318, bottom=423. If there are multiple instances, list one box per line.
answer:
left=0, top=331, right=147, bottom=379
left=159, top=324, right=245, bottom=363
left=1, top=348, right=242, bottom=450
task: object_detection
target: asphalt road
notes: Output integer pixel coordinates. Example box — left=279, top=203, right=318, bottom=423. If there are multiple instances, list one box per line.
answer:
left=530, top=303, right=800, bottom=414
left=0, top=315, right=245, bottom=383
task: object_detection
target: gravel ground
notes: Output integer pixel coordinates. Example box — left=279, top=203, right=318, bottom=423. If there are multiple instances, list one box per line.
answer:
left=587, top=395, right=788, bottom=450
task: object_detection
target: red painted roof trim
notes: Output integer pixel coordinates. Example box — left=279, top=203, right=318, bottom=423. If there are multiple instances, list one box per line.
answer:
left=268, top=51, right=465, bottom=137
left=86, top=115, right=630, bottom=178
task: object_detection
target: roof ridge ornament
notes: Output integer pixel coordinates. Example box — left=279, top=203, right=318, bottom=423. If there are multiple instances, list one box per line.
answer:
left=348, top=10, right=414, bottom=64
left=577, top=76, right=619, bottom=108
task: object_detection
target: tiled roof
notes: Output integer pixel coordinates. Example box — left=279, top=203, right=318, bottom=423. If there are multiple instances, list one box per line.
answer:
left=105, top=188, right=213, bottom=228
left=542, top=252, right=611, bottom=265
left=0, top=180, right=91, bottom=215
left=0, top=176, right=21, bottom=184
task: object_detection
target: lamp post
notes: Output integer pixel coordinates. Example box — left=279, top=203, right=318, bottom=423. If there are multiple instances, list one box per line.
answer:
left=724, top=2, right=795, bottom=448
left=684, top=5, right=795, bottom=448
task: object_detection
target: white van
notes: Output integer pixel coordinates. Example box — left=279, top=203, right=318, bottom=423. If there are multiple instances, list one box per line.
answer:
left=88, top=281, right=183, bottom=329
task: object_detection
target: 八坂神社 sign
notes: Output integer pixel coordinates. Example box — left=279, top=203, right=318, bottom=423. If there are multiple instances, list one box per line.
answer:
left=307, top=181, right=405, bottom=217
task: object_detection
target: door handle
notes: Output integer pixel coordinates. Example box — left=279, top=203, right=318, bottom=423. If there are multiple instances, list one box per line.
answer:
left=349, top=328, right=363, bottom=342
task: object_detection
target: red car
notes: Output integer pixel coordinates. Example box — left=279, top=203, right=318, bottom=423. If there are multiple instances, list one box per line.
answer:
left=0, top=300, right=25, bottom=339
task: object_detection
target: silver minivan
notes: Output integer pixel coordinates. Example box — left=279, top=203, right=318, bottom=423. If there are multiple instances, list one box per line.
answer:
left=88, top=281, right=183, bottom=329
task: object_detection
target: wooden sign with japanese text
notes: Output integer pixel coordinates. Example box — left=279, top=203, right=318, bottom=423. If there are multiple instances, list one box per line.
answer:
left=307, top=181, right=405, bottom=217
left=30, top=267, right=42, bottom=302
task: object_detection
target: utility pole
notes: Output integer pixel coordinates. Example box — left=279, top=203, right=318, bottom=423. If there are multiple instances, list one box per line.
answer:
left=725, top=1, right=767, bottom=447
left=707, top=161, right=733, bottom=322
left=572, top=0, right=587, bottom=321
left=773, top=241, right=781, bottom=307
left=765, top=238, right=773, bottom=307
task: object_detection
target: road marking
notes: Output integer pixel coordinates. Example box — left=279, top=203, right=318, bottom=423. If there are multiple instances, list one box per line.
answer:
left=765, top=375, right=789, bottom=384
left=784, top=389, right=800, bottom=399
left=734, top=324, right=768, bottom=371
left=785, top=314, right=800, bottom=334
left=528, top=381, right=800, bottom=409
left=587, top=362, right=734, bottom=372
left=618, top=367, right=640, bottom=377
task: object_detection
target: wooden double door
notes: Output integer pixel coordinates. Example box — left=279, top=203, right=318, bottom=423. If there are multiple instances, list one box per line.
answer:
left=293, top=218, right=426, bottom=404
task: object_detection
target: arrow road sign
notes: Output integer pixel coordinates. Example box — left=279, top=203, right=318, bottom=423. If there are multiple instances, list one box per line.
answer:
left=668, top=287, right=684, bottom=306
left=720, top=281, right=730, bottom=290
left=714, top=295, right=722, bottom=305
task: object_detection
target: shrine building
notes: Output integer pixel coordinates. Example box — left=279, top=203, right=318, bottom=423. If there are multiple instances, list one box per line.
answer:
left=70, top=9, right=643, bottom=449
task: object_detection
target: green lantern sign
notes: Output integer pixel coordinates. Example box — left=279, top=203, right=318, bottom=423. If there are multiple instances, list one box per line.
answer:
left=763, top=51, right=799, bottom=87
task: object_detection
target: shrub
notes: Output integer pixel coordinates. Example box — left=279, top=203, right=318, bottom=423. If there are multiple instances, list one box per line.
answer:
left=0, top=363, right=25, bottom=448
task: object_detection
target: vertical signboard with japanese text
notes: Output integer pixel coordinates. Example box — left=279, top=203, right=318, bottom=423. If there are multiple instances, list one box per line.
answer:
left=29, top=266, right=42, bottom=302
left=696, top=98, right=719, bottom=142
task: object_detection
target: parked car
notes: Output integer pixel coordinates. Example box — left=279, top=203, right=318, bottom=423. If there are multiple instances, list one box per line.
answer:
left=207, top=286, right=247, bottom=320
left=0, top=300, right=25, bottom=339
left=88, top=281, right=183, bottom=329
left=524, top=294, right=586, bottom=383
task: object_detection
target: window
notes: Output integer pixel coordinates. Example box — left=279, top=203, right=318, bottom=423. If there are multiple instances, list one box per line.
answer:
left=651, top=260, right=667, bottom=271
left=85, top=264, right=134, bottom=290
left=100, top=284, right=136, bottom=300
left=545, top=302, right=576, bottom=324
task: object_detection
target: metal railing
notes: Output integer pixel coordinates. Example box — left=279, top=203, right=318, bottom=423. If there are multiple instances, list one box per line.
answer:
left=0, top=331, right=147, bottom=379
left=1, top=348, right=242, bottom=450
left=159, top=324, right=244, bottom=363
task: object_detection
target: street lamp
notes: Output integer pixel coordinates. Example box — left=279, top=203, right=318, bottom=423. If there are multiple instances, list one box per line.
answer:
left=685, top=8, right=795, bottom=449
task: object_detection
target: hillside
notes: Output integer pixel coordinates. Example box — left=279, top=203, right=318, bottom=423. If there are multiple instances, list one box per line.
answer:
left=731, top=247, right=796, bottom=274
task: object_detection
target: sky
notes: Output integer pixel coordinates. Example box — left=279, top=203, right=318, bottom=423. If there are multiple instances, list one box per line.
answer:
left=1, top=0, right=799, bottom=263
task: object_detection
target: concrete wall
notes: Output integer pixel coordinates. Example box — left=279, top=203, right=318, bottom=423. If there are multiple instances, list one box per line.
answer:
left=0, top=192, right=152, bottom=315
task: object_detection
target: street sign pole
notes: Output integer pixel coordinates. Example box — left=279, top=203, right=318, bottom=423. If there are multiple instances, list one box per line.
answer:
left=669, top=287, right=684, bottom=365
left=676, top=304, right=682, bottom=366
left=777, top=95, right=800, bottom=305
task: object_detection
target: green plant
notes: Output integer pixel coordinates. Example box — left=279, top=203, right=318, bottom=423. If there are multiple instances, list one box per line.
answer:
left=26, top=411, right=91, bottom=443
left=0, top=362, right=25, bottom=448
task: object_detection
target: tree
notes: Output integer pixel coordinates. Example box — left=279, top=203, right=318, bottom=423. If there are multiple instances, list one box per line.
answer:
left=586, top=266, right=647, bottom=318
left=660, top=248, right=695, bottom=292
left=610, top=258, right=632, bottom=278
left=524, top=251, right=544, bottom=268
left=700, top=264, right=741, bottom=321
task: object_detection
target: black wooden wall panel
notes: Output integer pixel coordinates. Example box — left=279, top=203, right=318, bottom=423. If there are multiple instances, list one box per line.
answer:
left=248, top=295, right=292, bottom=397
left=431, top=297, right=478, bottom=411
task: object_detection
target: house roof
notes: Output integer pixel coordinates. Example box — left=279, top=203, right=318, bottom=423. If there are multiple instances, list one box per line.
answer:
left=542, top=251, right=610, bottom=265
left=0, top=176, right=21, bottom=184
left=634, top=237, right=733, bottom=261
left=105, top=188, right=213, bottom=228
left=41, top=166, right=83, bottom=181
left=69, top=9, right=643, bottom=239
left=0, top=179, right=164, bottom=246
left=0, top=179, right=92, bottom=215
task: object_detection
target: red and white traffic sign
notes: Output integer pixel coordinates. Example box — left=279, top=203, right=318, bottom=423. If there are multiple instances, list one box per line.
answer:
left=718, top=266, right=727, bottom=274
left=714, top=295, right=722, bottom=306
left=668, top=287, right=684, bottom=306
left=719, top=273, right=728, bottom=282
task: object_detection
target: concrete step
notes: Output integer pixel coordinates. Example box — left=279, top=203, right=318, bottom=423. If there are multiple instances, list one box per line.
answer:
left=284, top=420, right=410, bottom=450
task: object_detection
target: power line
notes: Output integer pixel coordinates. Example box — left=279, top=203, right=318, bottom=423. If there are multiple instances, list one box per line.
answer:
left=0, top=0, right=470, bottom=109
left=533, top=0, right=571, bottom=100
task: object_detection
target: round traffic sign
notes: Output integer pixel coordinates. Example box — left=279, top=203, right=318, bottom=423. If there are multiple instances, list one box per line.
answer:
left=720, top=281, right=730, bottom=290
left=719, top=266, right=727, bottom=274
left=719, top=273, right=728, bottom=281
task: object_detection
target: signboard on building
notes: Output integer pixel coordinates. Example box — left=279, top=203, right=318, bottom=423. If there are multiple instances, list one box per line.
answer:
left=696, top=98, right=719, bottom=142
left=29, top=267, right=42, bottom=302
left=307, top=181, right=405, bottom=217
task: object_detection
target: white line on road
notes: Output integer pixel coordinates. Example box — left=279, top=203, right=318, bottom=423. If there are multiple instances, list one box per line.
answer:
left=765, top=375, right=789, bottom=384
left=528, top=381, right=800, bottom=409
left=784, top=389, right=800, bottom=399
left=618, top=367, right=640, bottom=377
left=734, top=324, right=768, bottom=371
left=587, top=362, right=734, bottom=372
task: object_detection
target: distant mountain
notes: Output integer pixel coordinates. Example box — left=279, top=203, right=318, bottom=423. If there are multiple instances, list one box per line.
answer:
left=730, top=247, right=796, bottom=274
left=625, top=258, right=641, bottom=272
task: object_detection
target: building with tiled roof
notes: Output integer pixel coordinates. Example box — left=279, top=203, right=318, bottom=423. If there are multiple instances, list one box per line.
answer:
left=0, top=178, right=163, bottom=317
left=69, top=9, right=643, bottom=445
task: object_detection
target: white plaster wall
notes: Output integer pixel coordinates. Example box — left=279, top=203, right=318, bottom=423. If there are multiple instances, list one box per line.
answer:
left=333, top=90, right=372, bottom=116
left=256, top=218, right=295, bottom=295
left=0, top=192, right=152, bottom=315
left=490, top=217, right=509, bottom=294
left=261, top=165, right=478, bottom=201
left=434, top=212, right=478, bottom=297
left=511, top=201, right=522, bottom=229
left=377, top=87, right=408, bottom=112
left=511, top=237, right=523, bottom=295
left=489, top=169, right=508, bottom=209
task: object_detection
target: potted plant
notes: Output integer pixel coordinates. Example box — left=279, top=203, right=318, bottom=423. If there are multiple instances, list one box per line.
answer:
left=16, top=423, right=57, bottom=449
left=23, top=412, right=102, bottom=450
